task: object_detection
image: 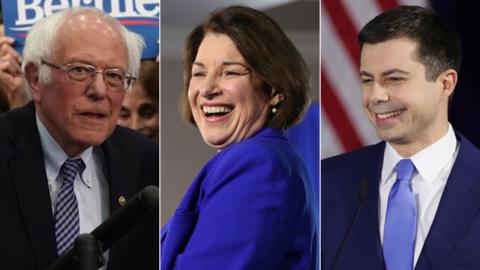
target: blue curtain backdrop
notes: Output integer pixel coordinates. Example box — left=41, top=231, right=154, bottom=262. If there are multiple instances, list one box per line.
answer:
left=287, top=102, right=320, bottom=204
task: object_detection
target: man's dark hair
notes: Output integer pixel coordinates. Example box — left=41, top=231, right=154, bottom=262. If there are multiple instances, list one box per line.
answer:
left=358, top=5, right=462, bottom=81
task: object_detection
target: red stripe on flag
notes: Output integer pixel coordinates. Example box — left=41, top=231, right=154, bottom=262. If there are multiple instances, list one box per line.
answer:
left=119, top=20, right=159, bottom=25
left=323, top=0, right=360, bottom=67
left=321, top=69, right=363, bottom=151
left=376, top=0, right=400, bottom=12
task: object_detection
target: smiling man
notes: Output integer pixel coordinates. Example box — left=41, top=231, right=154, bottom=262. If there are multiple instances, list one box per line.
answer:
left=0, top=8, right=158, bottom=270
left=322, top=6, right=480, bottom=270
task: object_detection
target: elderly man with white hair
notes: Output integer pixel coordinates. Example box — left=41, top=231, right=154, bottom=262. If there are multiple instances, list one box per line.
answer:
left=0, top=7, right=158, bottom=270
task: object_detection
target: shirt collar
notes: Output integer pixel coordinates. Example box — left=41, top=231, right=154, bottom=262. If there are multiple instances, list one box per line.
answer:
left=36, top=114, right=93, bottom=187
left=382, top=123, right=457, bottom=185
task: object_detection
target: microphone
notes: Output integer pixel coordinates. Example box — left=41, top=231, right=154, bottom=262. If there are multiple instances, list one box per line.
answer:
left=46, top=185, right=159, bottom=270
left=91, top=185, right=159, bottom=250
left=331, top=179, right=369, bottom=270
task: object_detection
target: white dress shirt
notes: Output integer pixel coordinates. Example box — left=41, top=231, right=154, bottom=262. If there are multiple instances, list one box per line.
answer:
left=379, top=123, right=459, bottom=266
left=36, top=115, right=109, bottom=267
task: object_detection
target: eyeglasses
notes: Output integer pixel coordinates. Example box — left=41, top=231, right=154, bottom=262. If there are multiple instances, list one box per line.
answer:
left=42, top=60, right=135, bottom=91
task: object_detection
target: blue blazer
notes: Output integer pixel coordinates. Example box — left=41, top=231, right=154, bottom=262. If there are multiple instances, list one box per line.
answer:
left=161, top=127, right=318, bottom=270
left=322, top=133, right=480, bottom=270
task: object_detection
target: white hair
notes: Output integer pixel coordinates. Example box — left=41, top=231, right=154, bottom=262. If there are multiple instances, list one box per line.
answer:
left=22, top=7, right=144, bottom=91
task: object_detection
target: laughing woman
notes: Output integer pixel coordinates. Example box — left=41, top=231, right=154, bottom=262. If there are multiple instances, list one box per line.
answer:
left=161, top=6, right=317, bottom=270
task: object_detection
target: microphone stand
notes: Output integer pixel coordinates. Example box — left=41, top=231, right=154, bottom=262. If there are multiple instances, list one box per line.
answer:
left=331, top=179, right=369, bottom=270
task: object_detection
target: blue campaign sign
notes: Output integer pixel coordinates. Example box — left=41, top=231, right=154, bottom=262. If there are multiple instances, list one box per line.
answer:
left=1, top=0, right=159, bottom=59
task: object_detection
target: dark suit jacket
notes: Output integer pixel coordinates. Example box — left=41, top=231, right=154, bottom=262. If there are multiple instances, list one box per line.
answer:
left=161, top=127, right=318, bottom=270
left=0, top=102, right=159, bottom=270
left=322, top=133, right=480, bottom=270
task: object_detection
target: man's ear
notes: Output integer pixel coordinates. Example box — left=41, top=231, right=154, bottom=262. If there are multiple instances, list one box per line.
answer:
left=438, top=68, right=457, bottom=99
left=269, top=88, right=284, bottom=106
left=24, top=63, right=42, bottom=102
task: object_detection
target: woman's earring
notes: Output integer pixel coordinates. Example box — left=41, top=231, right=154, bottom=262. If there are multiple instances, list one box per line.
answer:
left=272, top=107, right=277, bottom=114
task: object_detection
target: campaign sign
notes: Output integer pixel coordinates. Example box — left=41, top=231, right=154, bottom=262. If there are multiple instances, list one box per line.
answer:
left=1, top=0, right=159, bottom=59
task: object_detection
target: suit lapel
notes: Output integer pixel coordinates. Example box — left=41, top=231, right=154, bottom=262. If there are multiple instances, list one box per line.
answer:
left=350, top=142, right=385, bottom=269
left=7, top=103, right=58, bottom=268
left=333, top=142, right=386, bottom=269
left=416, top=135, right=480, bottom=269
left=97, top=131, right=138, bottom=270
left=99, top=135, right=136, bottom=215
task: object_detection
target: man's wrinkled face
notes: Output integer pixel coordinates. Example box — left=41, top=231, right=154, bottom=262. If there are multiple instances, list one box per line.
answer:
left=29, top=12, right=129, bottom=156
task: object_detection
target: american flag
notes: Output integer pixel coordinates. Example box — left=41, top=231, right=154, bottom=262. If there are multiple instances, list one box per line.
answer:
left=321, top=0, right=428, bottom=158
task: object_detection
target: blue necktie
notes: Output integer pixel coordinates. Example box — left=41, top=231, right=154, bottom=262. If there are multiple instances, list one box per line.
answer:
left=54, top=158, right=85, bottom=256
left=383, top=159, right=417, bottom=270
